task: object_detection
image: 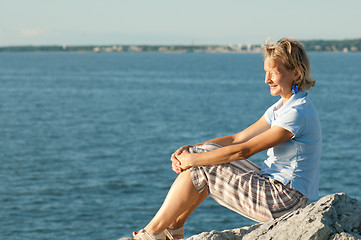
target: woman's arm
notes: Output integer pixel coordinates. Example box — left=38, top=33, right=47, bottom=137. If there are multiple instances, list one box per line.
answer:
left=200, top=115, right=271, bottom=147
left=171, top=115, right=270, bottom=173
left=177, top=124, right=294, bottom=170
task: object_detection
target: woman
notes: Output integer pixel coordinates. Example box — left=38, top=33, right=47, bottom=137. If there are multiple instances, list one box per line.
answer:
left=132, top=38, right=322, bottom=240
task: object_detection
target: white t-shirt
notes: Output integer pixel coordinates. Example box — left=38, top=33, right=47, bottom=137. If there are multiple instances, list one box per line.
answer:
left=260, top=91, right=322, bottom=200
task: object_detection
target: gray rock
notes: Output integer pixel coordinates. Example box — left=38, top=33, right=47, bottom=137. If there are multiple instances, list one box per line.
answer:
left=188, top=193, right=361, bottom=240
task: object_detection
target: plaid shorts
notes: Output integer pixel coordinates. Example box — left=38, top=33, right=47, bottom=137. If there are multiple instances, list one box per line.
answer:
left=189, top=143, right=308, bottom=223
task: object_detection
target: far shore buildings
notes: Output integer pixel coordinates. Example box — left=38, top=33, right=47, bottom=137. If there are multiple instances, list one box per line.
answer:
left=91, top=44, right=262, bottom=53
left=1, top=40, right=359, bottom=53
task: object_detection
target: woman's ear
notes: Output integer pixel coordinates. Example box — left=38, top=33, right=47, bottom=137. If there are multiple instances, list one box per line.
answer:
left=293, top=69, right=300, bottom=81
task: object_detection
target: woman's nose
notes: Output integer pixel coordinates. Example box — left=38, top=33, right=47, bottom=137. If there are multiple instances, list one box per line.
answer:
left=265, top=73, right=271, bottom=84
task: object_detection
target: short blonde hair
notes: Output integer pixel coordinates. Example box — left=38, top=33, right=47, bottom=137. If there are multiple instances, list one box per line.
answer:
left=263, top=38, right=316, bottom=91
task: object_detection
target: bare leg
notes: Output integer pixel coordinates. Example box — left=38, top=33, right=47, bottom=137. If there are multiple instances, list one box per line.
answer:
left=143, top=169, right=208, bottom=235
left=168, top=186, right=208, bottom=230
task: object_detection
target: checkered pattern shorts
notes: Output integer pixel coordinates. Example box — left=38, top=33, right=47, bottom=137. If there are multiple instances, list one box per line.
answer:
left=189, top=143, right=308, bottom=223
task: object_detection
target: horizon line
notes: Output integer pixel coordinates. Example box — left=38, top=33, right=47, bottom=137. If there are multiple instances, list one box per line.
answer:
left=1, top=37, right=361, bottom=48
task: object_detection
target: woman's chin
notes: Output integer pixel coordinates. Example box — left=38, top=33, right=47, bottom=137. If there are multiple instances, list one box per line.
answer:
left=269, top=90, right=279, bottom=96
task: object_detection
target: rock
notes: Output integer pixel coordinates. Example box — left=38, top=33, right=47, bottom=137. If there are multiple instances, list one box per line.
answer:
left=188, top=193, right=361, bottom=240
left=117, top=193, right=360, bottom=240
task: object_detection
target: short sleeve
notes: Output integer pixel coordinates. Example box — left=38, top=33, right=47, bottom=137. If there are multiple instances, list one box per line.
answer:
left=264, top=100, right=281, bottom=126
left=273, top=108, right=305, bottom=137
left=264, top=107, right=273, bottom=126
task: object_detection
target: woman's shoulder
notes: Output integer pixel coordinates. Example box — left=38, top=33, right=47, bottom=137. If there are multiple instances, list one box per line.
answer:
left=289, top=92, right=317, bottom=112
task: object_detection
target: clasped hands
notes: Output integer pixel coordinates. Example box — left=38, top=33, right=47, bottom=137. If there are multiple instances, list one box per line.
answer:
left=170, top=145, right=194, bottom=174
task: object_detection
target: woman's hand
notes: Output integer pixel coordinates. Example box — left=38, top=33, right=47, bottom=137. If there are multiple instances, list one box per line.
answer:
left=176, top=149, right=194, bottom=171
left=171, top=145, right=192, bottom=174
left=171, top=153, right=183, bottom=174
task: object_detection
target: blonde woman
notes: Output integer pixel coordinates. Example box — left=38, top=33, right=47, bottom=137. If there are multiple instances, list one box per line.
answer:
left=132, top=38, right=322, bottom=240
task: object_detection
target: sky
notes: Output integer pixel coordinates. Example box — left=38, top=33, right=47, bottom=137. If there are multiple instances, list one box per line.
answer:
left=1, top=0, right=361, bottom=46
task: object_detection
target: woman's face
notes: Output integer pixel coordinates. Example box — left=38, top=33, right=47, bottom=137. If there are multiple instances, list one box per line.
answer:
left=264, top=57, right=297, bottom=101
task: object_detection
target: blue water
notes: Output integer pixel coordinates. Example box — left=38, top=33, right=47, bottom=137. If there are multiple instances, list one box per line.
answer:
left=0, top=52, right=360, bottom=240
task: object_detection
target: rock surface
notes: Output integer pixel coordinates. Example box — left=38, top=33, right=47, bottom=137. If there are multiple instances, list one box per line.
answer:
left=118, top=193, right=361, bottom=240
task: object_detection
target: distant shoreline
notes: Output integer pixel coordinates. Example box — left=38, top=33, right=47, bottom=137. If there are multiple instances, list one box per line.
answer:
left=1, top=38, right=360, bottom=53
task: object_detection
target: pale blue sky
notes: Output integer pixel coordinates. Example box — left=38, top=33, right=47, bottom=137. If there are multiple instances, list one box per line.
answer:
left=1, top=0, right=361, bottom=46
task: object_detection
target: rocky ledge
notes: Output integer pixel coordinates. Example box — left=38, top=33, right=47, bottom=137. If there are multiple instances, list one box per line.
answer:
left=119, top=193, right=361, bottom=240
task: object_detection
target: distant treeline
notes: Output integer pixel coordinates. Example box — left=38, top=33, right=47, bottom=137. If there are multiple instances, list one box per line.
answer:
left=1, top=38, right=360, bottom=53
left=302, top=39, right=361, bottom=52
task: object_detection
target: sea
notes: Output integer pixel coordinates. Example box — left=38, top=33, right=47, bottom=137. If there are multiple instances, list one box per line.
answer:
left=0, top=52, right=360, bottom=240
